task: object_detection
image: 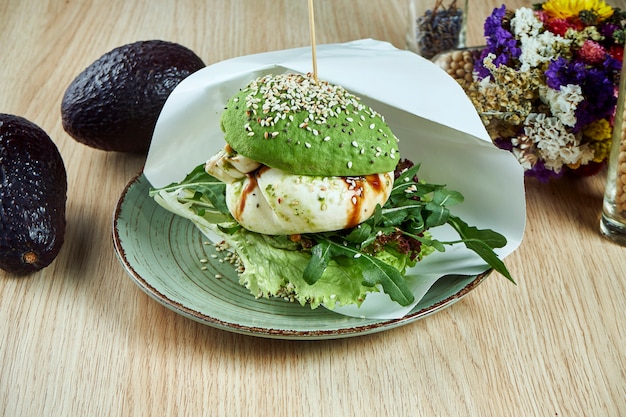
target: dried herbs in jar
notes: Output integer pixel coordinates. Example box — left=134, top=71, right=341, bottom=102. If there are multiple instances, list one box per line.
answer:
left=406, top=0, right=467, bottom=59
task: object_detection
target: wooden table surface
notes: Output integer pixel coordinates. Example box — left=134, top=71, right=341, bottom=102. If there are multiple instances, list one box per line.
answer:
left=1, top=0, right=625, bottom=416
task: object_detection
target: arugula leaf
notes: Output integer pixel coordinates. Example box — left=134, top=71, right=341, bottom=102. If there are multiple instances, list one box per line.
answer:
left=424, top=201, right=449, bottom=228
left=413, top=232, right=446, bottom=252
left=343, top=223, right=373, bottom=244
left=303, top=241, right=332, bottom=285
left=358, top=254, right=414, bottom=306
left=304, top=237, right=415, bottom=306
left=447, top=215, right=514, bottom=283
left=149, top=164, right=230, bottom=215
left=432, top=188, right=464, bottom=207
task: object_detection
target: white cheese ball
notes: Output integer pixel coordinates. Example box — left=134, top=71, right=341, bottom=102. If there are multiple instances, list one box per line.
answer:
left=226, top=167, right=394, bottom=235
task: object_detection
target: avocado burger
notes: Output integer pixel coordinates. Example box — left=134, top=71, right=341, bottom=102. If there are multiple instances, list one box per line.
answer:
left=206, top=72, right=398, bottom=235
left=150, top=72, right=511, bottom=310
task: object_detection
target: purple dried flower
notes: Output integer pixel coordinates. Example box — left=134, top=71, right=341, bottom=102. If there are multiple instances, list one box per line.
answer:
left=544, top=56, right=617, bottom=131
left=603, top=54, right=622, bottom=76
left=525, top=160, right=564, bottom=182
left=476, top=5, right=522, bottom=79
left=545, top=57, right=584, bottom=88
left=599, top=22, right=620, bottom=40
left=483, top=5, right=507, bottom=37
left=574, top=66, right=617, bottom=130
left=493, top=136, right=513, bottom=151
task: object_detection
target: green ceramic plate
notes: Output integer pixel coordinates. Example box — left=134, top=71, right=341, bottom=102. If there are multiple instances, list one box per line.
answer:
left=112, top=174, right=490, bottom=340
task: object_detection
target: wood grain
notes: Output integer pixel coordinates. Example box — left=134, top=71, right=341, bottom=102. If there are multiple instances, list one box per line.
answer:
left=1, top=1, right=625, bottom=416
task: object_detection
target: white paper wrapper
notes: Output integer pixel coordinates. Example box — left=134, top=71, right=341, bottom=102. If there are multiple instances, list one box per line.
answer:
left=144, top=39, right=526, bottom=320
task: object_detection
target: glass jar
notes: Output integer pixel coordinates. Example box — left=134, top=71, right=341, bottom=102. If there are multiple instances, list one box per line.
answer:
left=600, top=45, right=626, bottom=245
left=406, top=0, right=468, bottom=59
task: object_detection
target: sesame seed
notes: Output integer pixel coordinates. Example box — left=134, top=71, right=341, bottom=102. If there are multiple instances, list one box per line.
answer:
left=351, top=140, right=358, bottom=147
left=241, top=73, right=367, bottom=132
left=347, top=161, right=353, bottom=169
left=305, top=142, right=311, bottom=148
left=369, top=123, right=375, bottom=129
left=323, top=136, right=331, bottom=142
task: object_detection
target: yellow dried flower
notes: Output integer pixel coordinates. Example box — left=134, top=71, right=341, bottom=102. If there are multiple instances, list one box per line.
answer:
left=582, top=118, right=613, bottom=162
left=589, top=139, right=612, bottom=162
left=566, top=26, right=604, bottom=48
left=583, top=118, right=612, bottom=141
left=542, top=0, right=614, bottom=22
left=462, top=54, right=544, bottom=126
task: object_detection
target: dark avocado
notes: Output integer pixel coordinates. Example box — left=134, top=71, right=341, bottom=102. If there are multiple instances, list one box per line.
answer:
left=0, top=114, right=67, bottom=275
left=61, top=40, right=205, bottom=153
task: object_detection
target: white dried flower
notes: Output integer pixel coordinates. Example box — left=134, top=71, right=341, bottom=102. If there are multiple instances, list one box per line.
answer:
left=511, top=8, right=543, bottom=38
left=518, top=31, right=572, bottom=71
left=540, top=84, right=584, bottom=127
left=511, top=135, right=537, bottom=170
left=523, top=113, right=594, bottom=173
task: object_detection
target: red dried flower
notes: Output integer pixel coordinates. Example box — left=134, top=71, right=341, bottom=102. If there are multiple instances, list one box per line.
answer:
left=578, top=40, right=608, bottom=64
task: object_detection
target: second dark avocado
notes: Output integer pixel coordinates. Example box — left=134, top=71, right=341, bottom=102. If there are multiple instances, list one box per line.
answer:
left=61, top=40, right=205, bottom=153
left=0, top=113, right=67, bottom=275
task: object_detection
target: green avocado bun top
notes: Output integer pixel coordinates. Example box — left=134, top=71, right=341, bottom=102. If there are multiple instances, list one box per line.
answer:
left=220, top=73, right=399, bottom=176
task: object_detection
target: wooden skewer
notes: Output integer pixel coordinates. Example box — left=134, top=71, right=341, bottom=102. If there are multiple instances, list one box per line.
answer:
left=308, top=0, right=318, bottom=84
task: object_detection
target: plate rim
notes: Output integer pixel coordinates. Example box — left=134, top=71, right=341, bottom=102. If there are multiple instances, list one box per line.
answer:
left=112, top=173, right=491, bottom=340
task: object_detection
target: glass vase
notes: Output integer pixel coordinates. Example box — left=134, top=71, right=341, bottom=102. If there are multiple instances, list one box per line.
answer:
left=600, top=45, right=626, bottom=245
left=406, top=0, right=468, bottom=59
